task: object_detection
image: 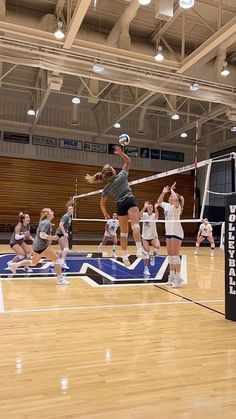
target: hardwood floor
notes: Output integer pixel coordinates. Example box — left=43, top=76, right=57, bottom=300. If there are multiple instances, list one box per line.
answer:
left=1, top=244, right=236, bottom=419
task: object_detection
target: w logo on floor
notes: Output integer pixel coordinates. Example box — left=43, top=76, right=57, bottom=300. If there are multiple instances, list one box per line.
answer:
left=0, top=253, right=187, bottom=287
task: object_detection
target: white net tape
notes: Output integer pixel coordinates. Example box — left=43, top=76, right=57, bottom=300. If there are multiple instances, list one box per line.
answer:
left=72, top=152, right=236, bottom=224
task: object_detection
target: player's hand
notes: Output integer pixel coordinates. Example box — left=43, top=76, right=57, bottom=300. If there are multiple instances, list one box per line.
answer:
left=105, top=214, right=110, bottom=219
left=162, top=186, right=170, bottom=194
left=24, top=231, right=30, bottom=238
left=144, top=201, right=149, bottom=208
left=52, top=235, right=59, bottom=241
left=63, top=233, right=69, bottom=238
left=171, top=182, right=176, bottom=190
left=154, top=202, right=159, bottom=209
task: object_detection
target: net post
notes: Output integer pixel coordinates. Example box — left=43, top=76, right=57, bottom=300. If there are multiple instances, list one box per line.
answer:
left=231, top=154, right=236, bottom=193
left=200, top=160, right=212, bottom=220
left=225, top=194, right=236, bottom=321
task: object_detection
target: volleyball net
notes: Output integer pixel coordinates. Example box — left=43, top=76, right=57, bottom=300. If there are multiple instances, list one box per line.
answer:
left=71, top=153, right=236, bottom=234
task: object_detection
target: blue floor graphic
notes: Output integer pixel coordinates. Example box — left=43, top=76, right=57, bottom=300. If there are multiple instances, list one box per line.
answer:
left=0, top=252, right=187, bottom=286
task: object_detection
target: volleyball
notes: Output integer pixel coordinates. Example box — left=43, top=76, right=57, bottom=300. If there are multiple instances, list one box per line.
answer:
left=119, top=134, right=130, bottom=146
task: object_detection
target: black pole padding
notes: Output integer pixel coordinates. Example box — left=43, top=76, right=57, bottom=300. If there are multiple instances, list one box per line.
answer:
left=231, top=156, right=236, bottom=193
left=225, top=194, right=236, bottom=321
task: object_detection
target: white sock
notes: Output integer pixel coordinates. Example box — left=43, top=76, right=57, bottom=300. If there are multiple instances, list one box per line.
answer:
left=169, top=270, right=175, bottom=279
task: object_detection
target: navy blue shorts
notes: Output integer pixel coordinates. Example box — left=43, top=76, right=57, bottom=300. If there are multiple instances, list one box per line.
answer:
left=117, top=196, right=138, bottom=216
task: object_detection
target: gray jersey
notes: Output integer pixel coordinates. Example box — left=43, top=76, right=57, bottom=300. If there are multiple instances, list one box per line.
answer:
left=102, top=169, right=133, bottom=203
left=33, top=219, right=52, bottom=252
left=10, top=223, right=30, bottom=246
left=56, top=213, right=71, bottom=235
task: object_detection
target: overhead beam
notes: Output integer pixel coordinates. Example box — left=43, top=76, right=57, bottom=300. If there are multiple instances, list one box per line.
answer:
left=55, top=0, right=66, bottom=16
left=159, top=105, right=227, bottom=142
left=63, top=0, right=92, bottom=50
left=150, top=6, right=183, bottom=43
left=178, top=16, right=236, bottom=74
left=97, top=91, right=156, bottom=138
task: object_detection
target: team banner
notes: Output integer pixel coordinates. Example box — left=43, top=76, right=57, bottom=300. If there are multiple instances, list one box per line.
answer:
left=108, top=144, right=116, bottom=155
left=150, top=149, right=160, bottom=159
left=225, top=194, right=236, bottom=321
left=59, top=139, right=83, bottom=150
left=84, top=142, right=107, bottom=153
left=161, top=150, right=184, bottom=162
left=3, top=132, right=30, bottom=144
left=140, top=148, right=150, bottom=158
left=124, top=146, right=139, bottom=157
left=32, top=136, right=57, bottom=147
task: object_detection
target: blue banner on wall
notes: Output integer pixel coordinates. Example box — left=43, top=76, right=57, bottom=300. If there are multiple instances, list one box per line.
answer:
left=150, top=149, right=160, bottom=159
left=108, top=144, right=116, bottom=155
left=32, top=136, right=57, bottom=147
left=59, top=139, right=83, bottom=150
left=84, top=142, right=107, bottom=153
left=3, top=132, right=30, bottom=144
left=161, top=150, right=184, bottom=162
left=140, top=148, right=150, bottom=158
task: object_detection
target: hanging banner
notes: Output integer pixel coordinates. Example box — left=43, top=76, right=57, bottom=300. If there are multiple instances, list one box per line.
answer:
left=59, top=139, right=83, bottom=150
left=124, top=146, right=139, bottom=157
left=150, top=149, right=160, bottom=160
left=140, top=148, right=150, bottom=158
left=225, top=194, right=236, bottom=321
left=3, top=132, right=30, bottom=144
left=32, top=136, right=57, bottom=147
left=161, top=150, right=184, bottom=162
left=84, top=142, right=107, bottom=153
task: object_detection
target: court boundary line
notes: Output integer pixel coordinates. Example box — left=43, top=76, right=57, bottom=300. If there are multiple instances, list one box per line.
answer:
left=154, top=285, right=225, bottom=316
left=2, top=299, right=224, bottom=314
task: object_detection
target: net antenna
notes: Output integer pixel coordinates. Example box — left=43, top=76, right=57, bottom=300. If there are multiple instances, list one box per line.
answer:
left=193, top=117, right=200, bottom=218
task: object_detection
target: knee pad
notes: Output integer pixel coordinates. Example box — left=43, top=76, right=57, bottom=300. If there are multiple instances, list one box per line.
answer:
left=172, top=255, right=181, bottom=265
left=168, top=256, right=173, bottom=264
left=18, top=255, right=25, bottom=260
left=63, top=247, right=69, bottom=253
left=131, top=223, right=140, bottom=231
left=120, top=232, right=128, bottom=238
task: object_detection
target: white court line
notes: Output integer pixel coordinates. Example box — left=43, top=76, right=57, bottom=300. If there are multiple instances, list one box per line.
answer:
left=3, top=299, right=224, bottom=314
left=0, top=280, right=5, bottom=313
left=186, top=259, right=224, bottom=273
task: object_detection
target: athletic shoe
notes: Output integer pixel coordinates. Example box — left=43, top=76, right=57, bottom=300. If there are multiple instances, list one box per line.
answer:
left=122, top=257, right=130, bottom=267
left=61, top=262, right=70, bottom=269
left=97, top=245, right=102, bottom=253
left=112, top=253, right=117, bottom=259
left=9, top=262, right=17, bottom=274
left=136, top=248, right=149, bottom=259
left=56, top=278, right=71, bottom=285
left=172, top=277, right=184, bottom=288
left=165, top=276, right=175, bottom=286
left=7, top=261, right=12, bottom=270
left=150, top=255, right=156, bottom=266
left=144, top=267, right=151, bottom=276
left=23, top=267, right=33, bottom=273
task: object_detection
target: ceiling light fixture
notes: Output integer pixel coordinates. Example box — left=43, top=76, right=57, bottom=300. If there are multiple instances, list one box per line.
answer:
left=221, top=63, right=230, bottom=76
left=54, top=20, right=65, bottom=40
left=113, top=122, right=121, bottom=128
left=154, top=45, right=164, bottom=62
left=190, top=81, right=199, bottom=91
left=179, top=0, right=195, bottom=9
left=181, top=132, right=188, bottom=138
left=171, top=113, right=180, bottom=120
left=72, top=96, right=81, bottom=104
left=93, top=64, right=104, bottom=73
left=139, top=0, right=151, bottom=5
left=27, top=106, right=36, bottom=116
